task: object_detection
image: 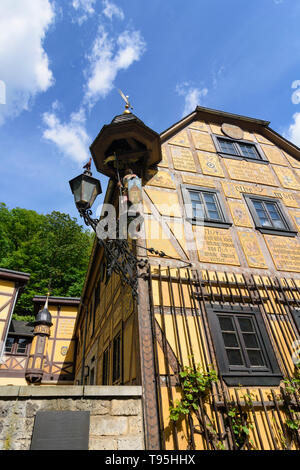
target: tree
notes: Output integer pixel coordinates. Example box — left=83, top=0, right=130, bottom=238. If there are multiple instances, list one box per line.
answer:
left=0, top=203, right=94, bottom=319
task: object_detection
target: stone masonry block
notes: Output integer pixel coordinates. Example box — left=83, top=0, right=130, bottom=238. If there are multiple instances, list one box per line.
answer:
left=90, top=415, right=128, bottom=436
left=89, top=437, right=118, bottom=450
left=76, top=399, right=110, bottom=415
left=117, top=436, right=144, bottom=450
left=111, top=399, right=141, bottom=416
left=128, top=416, right=143, bottom=435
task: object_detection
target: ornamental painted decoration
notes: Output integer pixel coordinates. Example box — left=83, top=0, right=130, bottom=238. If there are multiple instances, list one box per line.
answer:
left=221, top=123, right=244, bottom=140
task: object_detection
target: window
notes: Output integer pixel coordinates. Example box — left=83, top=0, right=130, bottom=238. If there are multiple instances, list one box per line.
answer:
left=90, top=367, right=95, bottom=385
left=291, top=309, right=300, bottom=335
left=181, top=185, right=232, bottom=228
left=112, top=333, right=121, bottom=383
left=213, top=135, right=266, bottom=162
left=102, top=347, right=110, bottom=385
left=244, top=195, right=297, bottom=236
left=4, top=336, right=29, bottom=355
left=92, top=279, right=101, bottom=336
left=206, top=305, right=282, bottom=386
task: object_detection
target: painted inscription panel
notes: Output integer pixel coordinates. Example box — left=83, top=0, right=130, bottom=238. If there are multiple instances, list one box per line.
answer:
left=146, top=170, right=176, bottom=189
left=170, top=145, right=196, bottom=172
left=188, top=120, right=208, bottom=132
left=228, top=201, right=252, bottom=227
left=262, top=146, right=288, bottom=166
left=288, top=210, right=300, bottom=232
left=273, top=166, right=300, bottom=190
left=224, top=159, right=277, bottom=186
left=193, top=226, right=240, bottom=265
left=191, top=130, right=215, bottom=152
left=221, top=181, right=299, bottom=208
left=284, top=152, right=300, bottom=169
left=198, top=152, right=224, bottom=177
left=238, top=232, right=267, bottom=269
left=168, top=130, right=190, bottom=148
left=254, top=134, right=274, bottom=145
left=264, top=235, right=300, bottom=272
left=182, top=174, right=216, bottom=187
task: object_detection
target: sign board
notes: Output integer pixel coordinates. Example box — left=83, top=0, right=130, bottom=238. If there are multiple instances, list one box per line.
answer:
left=30, top=411, right=90, bottom=450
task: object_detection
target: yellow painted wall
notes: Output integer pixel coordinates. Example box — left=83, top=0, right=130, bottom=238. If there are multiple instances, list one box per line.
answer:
left=141, top=116, right=300, bottom=450
left=75, top=246, right=139, bottom=386
left=143, top=117, right=300, bottom=276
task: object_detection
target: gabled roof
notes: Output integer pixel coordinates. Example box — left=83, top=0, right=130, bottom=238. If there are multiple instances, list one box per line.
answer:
left=160, top=105, right=300, bottom=161
left=8, top=319, right=34, bottom=337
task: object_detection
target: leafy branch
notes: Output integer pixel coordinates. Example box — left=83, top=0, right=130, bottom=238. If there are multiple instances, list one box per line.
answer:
left=169, top=364, right=224, bottom=450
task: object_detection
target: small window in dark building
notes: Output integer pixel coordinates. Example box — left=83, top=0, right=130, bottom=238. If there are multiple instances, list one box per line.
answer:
left=205, top=305, right=282, bottom=386
left=4, top=337, right=14, bottom=353
left=112, top=333, right=121, bottom=384
left=102, top=347, right=110, bottom=385
left=291, top=309, right=300, bottom=335
left=5, top=337, right=29, bottom=355
left=90, top=367, right=95, bottom=385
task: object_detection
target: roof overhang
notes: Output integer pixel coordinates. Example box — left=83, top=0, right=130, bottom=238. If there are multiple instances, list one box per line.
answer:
left=0, top=268, right=30, bottom=285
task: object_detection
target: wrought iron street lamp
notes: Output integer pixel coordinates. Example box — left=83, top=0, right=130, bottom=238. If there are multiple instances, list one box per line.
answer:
left=69, top=168, right=148, bottom=299
left=69, top=170, right=102, bottom=211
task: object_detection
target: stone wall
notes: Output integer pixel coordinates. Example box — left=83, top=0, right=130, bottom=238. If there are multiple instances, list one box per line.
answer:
left=0, top=385, right=144, bottom=450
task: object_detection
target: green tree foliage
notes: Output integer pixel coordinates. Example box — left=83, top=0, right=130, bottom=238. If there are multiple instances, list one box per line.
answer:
left=0, top=203, right=94, bottom=319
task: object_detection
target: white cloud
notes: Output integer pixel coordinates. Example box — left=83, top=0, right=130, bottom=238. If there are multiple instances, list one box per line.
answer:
left=42, top=2, right=145, bottom=163
left=176, top=83, right=208, bottom=117
left=42, top=106, right=90, bottom=164
left=102, top=0, right=124, bottom=20
left=285, top=112, right=300, bottom=147
left=72, top=0, right=96, bottom=24
left=291, top=80, right=300, bottom=104
left=84, top=27, right=146, bottom=107
left=0, top=0, right=55, bottom=125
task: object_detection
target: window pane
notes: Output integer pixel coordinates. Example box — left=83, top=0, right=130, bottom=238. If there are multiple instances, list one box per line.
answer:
left=222, top=332, right=239, bottom=348
left=102, top=348, right=109, bottom=385
left=239, top=143, right=260, bottom=159
left=16, top=338, right=28, bottom=354
left=192, top=205, right=204, bottom=219
left=5, top=337, right=14, bottom=353
left=248, top=350, right=265, bottom=366
left=238, top=317, right=254, bottom=332
left=265, top=202, right=286, bottom=229
left=207, top=211, right=221, bottom=220
left=189, top=191, right=202, bottom=202
left=113, top=334, right=121, bottom=383
left=252, top=201, right=272, bottom=227
left=226, top=349, right=244, bottom=366
left=218, top=138, right=237, bottom=154
left=203, top=193, right=215, bottom=203
left=219, top=316, right=235, bottom=331
left=203, top=193, right=222, bottom=221
left=242, top=333, right=259, bottom=349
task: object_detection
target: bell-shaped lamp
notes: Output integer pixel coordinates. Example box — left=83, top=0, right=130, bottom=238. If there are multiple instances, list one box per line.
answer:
left=69, top=172, right=102, bottom=210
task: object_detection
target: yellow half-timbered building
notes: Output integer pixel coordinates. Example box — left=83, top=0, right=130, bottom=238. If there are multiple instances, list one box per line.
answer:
left=1, top=105, right=300, bottom=451
left=0, top=268, right=80, bottom=386
left=74, top=105, right=300, bottom=450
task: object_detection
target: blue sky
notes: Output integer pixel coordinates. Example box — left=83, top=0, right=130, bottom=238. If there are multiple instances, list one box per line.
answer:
left=1, top=0, right=300, bottom=224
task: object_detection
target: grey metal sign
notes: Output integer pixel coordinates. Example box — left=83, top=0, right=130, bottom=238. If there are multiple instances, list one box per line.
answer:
left=30, top=411, right=90, bottom=450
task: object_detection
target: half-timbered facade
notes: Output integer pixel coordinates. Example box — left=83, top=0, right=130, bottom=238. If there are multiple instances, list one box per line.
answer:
left=0, top=268, right=30, bottom=384
left=0, top=293, right=80, bottom=385
left=75, top=106, right=300, bottom=450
